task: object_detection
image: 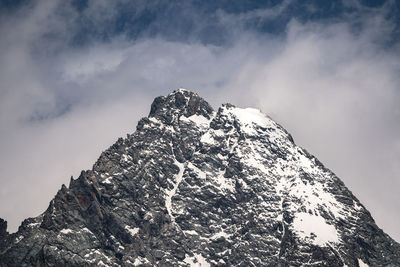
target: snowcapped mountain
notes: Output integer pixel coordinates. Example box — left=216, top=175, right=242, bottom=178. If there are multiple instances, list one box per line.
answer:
left=1, top=89, right=399, bottom=266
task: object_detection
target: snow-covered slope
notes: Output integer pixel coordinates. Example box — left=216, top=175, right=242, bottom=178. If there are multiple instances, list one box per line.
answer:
left=1, top=89, right=399, bottom=266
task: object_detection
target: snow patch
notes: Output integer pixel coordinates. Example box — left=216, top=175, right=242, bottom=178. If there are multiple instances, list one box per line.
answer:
left=228, top=107, right=273, bottom=135
left=149, top=117, right=161, bottom=124
left=133, top=256, right=150, bottom=266
left=211, top=231, right=230, bottom=240
left=176, top=88, right=191, bottom=96
left=184, top=230, right=199, bottom=235
left=297, top=153, right=315, bottom=173
left=241, top=141, right=270, bottom=174
left=125, top=225, right=139, bottom=237
left=98, top=260, right=109, bottom=267
left=181, top=114, right=211, bottom=128
left=60, top=228, right=73, bottom=235
left=200, top=132, right=214, bottom=144
left=165, top=159, right=185, bottom=222
left=27, top=222, right=40, bottom=228
left=289, top=180, right=345, bottom=219
left=184, top=254, right=210, bottom=267
left=358, top=259, right=369, bottom=267
left=81, top=227, right=94, bottom=235
left=213, top=129, right=225, bottom=136
left=14, top=235, right=24, bottom=244
left=216, top=171, right=235, bottom=192
left=292, top=212, right=339, bottom=246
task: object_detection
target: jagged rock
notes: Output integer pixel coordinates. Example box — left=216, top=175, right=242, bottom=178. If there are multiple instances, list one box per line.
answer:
left=0, top=219, right=7, bottom=238
left=0, top=218, right=8, bottom=253
left=1, top=89, right=399, bottom=266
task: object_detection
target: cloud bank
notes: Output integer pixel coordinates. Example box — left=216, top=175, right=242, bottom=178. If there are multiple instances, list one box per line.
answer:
left=0, top=0, right=399, bottom=241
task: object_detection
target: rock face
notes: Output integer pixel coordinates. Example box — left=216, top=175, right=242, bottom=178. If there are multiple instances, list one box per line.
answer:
left=0, top=89, right=399, bottom=266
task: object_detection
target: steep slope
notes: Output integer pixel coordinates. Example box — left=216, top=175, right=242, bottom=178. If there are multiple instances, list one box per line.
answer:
left=1, top=89, right=399, bottom=266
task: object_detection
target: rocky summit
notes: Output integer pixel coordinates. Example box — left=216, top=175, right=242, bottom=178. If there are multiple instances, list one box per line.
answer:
left=1, top=89, right=399, bottom=266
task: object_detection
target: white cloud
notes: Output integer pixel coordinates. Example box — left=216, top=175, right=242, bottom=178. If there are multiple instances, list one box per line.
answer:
left=0, top=0, right=399, bottom=243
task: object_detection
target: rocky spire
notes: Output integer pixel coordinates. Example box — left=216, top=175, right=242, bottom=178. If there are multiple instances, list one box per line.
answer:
left=0, top=218, right=8, bottom=252
left=148, top=88, right=214, bottom=124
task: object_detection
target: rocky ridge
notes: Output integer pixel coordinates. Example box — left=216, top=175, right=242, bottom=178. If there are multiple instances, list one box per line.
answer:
left=0, top=89, right=399, bottom=266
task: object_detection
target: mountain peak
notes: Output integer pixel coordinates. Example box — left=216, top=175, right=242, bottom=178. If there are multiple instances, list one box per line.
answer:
left=149, top=88, right=213, bottom=124
left=1, top=90, right=400, bottom=266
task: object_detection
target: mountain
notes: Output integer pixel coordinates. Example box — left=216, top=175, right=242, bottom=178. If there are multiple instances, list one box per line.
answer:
left=0, top=89, right=399, bottom=266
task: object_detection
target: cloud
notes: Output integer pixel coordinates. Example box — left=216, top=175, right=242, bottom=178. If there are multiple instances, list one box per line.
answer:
left=0, top=0, right=399, bottom=242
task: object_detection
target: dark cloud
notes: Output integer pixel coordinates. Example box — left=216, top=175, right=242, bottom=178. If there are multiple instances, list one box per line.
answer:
left=0, top=0, right=399, bottom=242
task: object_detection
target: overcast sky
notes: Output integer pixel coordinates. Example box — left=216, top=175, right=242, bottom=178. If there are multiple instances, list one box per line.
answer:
left=0, top=0, right=399, bottom=241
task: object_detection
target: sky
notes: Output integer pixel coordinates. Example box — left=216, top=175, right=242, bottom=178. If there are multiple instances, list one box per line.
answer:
left=0, top=0, right=399, bottom=241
